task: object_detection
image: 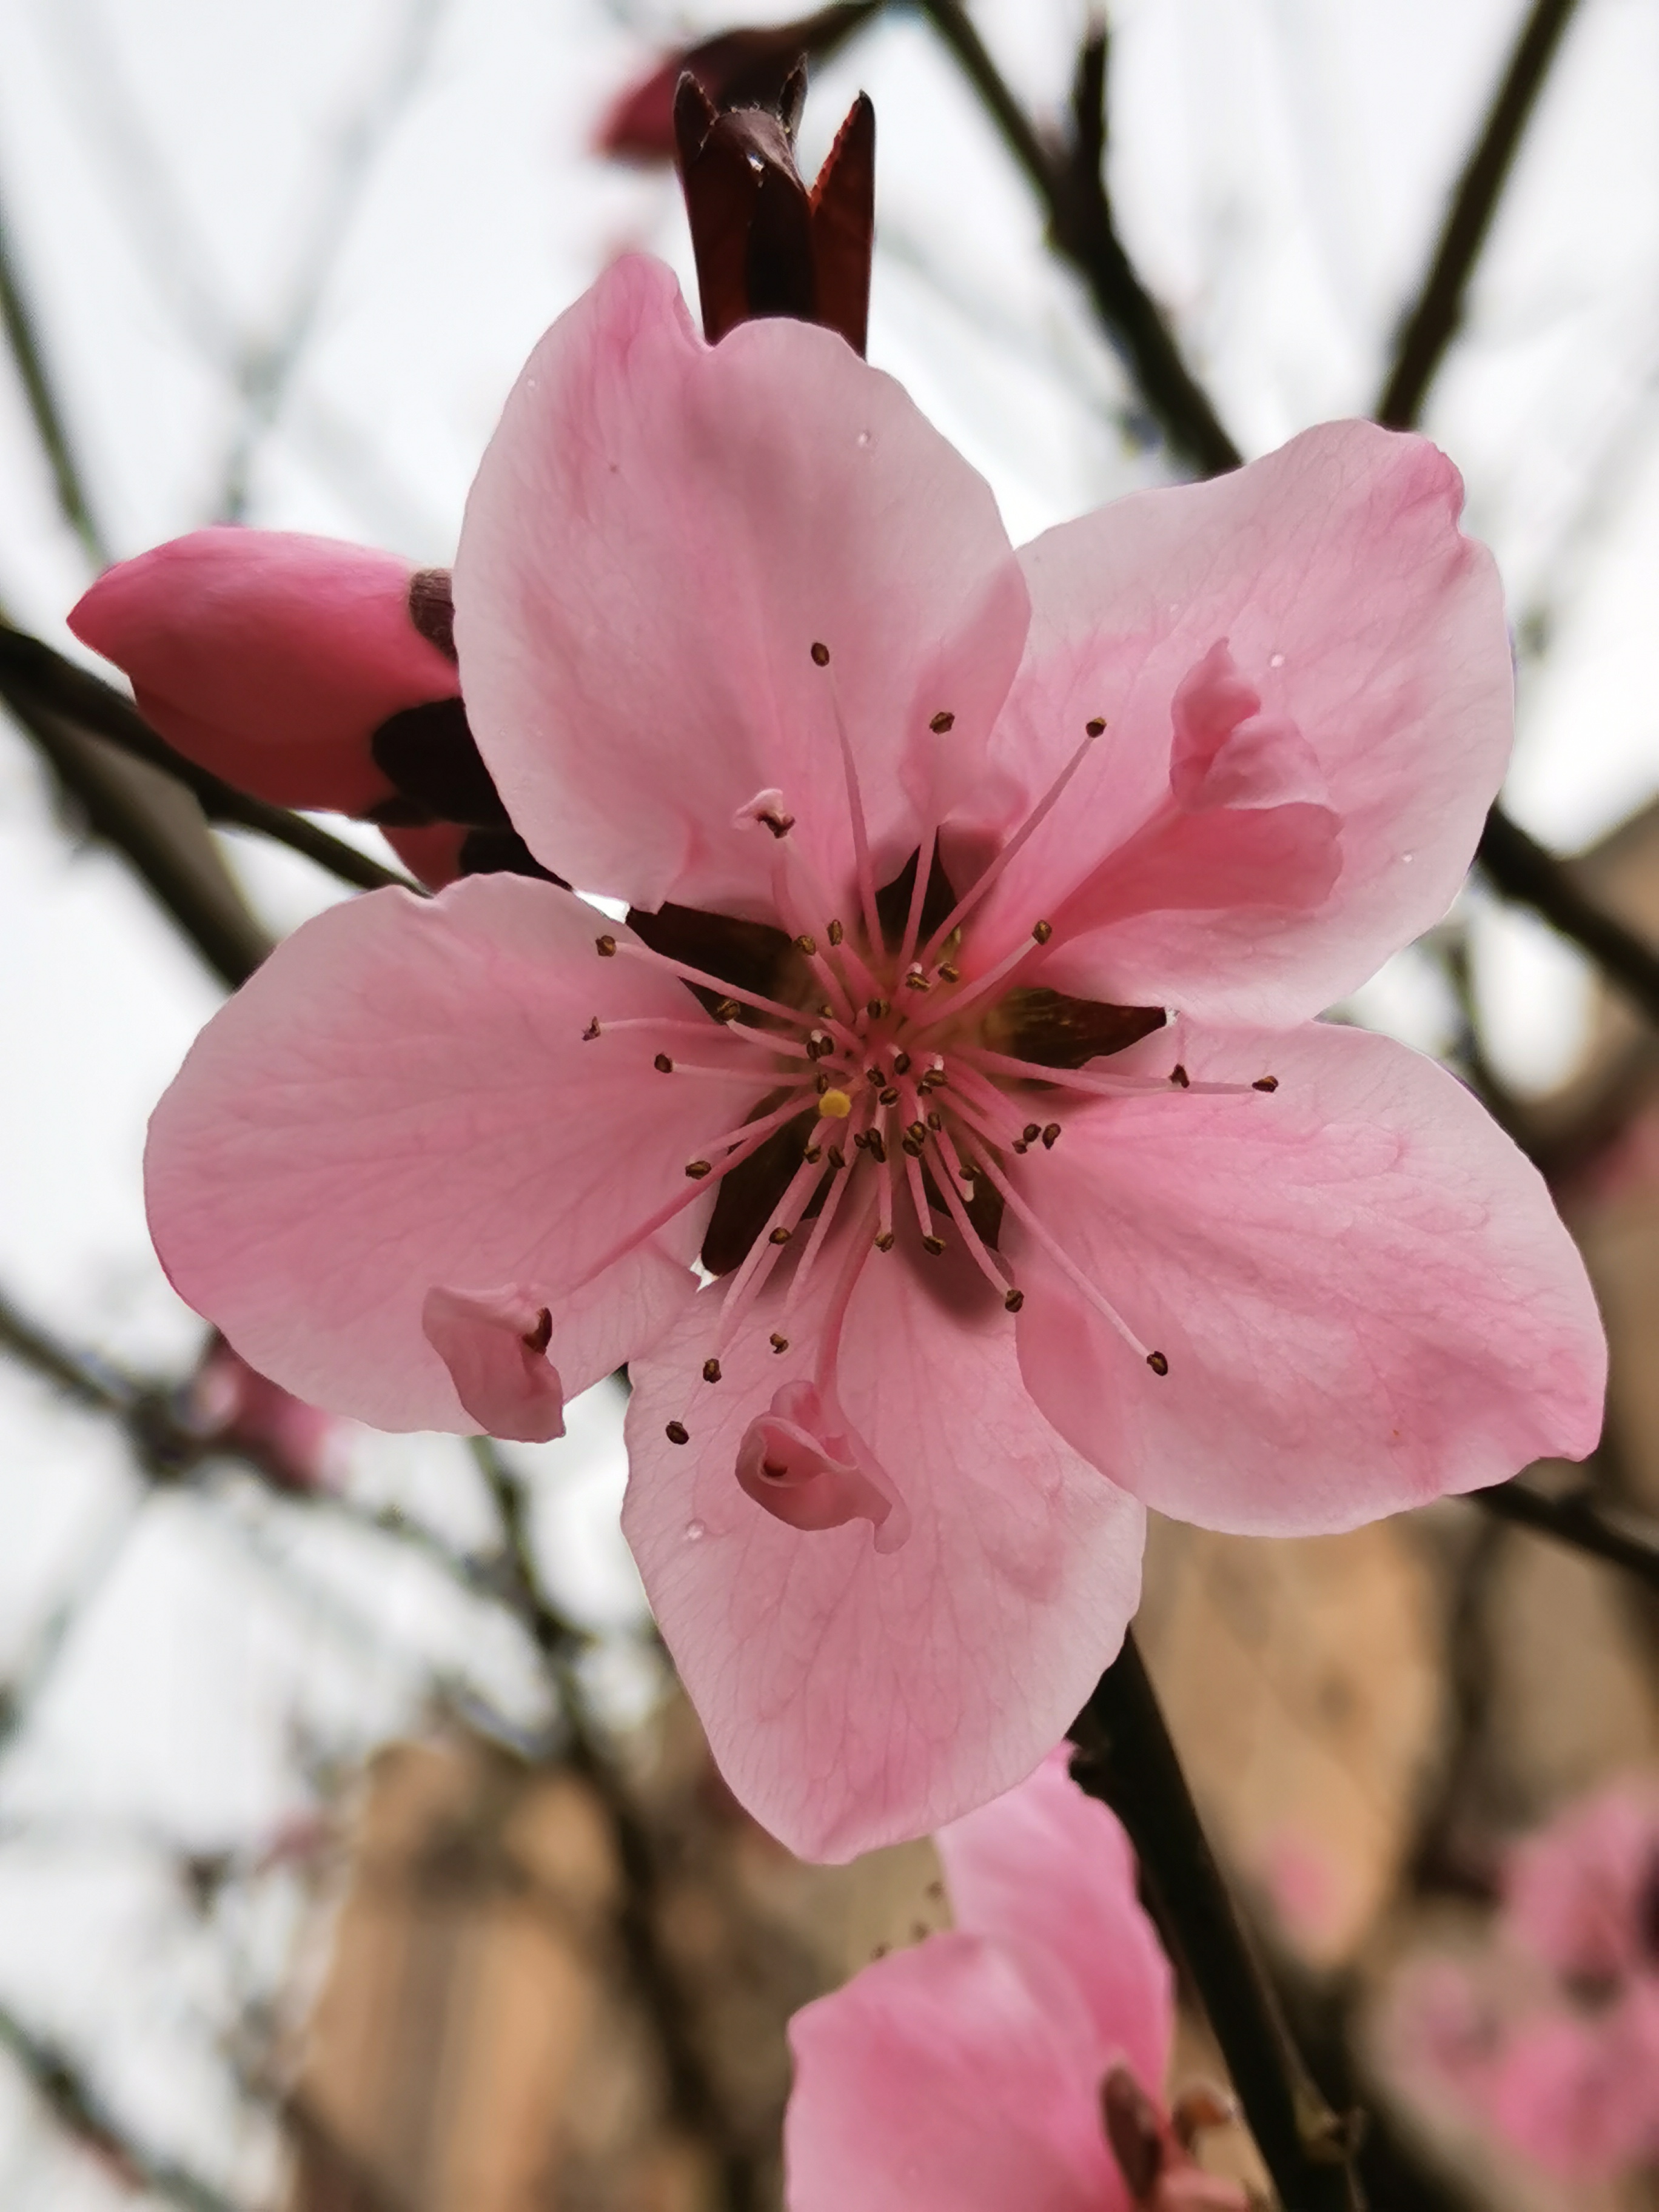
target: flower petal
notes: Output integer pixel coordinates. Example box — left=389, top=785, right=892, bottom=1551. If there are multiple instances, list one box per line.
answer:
left=421, top=1284, right=566, bottom=1443
left=70, top=529, right=457, bottom=815
left=454, top=254, right=1029, bottom=920
left=937, top=1750, right=1173, bottom=2097
left=623, top=1238, right=1144, bottom=1858
left=971, top=423, right=1510, bottom=1023
left=1009, top=1021, right=1606, bottom=1533
left=785, top=1932, right=1125, bottom=2212
left=146, top=876, right=761, bottom=1430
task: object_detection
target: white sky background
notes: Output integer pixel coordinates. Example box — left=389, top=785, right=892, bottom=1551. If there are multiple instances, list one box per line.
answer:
left=0, top=0, right=1657, bottom=2200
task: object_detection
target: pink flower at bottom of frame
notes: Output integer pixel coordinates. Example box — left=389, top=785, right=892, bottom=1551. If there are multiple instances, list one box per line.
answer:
left=143, top=253, right=1606, bottom=1860
left=785, top=1751, right=1248, bottom=2211
left=186, top=1334, right=346, bottom=1492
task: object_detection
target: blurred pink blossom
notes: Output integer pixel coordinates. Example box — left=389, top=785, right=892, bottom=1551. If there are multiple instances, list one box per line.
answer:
left=186, top=1333, right=345, bottom=1493
left=140, top=253, right=1604, bottom=1858
left=785, top=1751, right=1247, bottom=2210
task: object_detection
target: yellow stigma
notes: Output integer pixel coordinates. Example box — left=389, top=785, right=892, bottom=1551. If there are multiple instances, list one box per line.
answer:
left=818, top=1088, right=854, bottom=1119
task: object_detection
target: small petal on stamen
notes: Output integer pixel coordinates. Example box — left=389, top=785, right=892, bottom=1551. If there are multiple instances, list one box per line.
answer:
left=1147, top=1350, right=1170, bottom=1376
left=665, top=1419, right=690, bottom=1444
left=929, top=710, right=956, bottom=732
left=820, top=1088, right=853, bottom=1118
left=1253, top=1075, right=1280, bottom=1092
left=702, top=1358, right=722, bottom=1384
left=654, top=1052, right=674, bottom=1073
left=810, top=640, right=831, bottom=666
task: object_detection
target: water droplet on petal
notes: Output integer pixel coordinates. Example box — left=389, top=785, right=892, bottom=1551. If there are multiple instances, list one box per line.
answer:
left=1269, top=651, right=1285, bottom=668
left=685, top=1519, right=706, bottom=1543
left=856, top=430, right=871, bottom=447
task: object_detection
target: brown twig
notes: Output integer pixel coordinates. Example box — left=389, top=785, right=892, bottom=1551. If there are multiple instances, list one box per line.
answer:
left=1475, top=807, right=1659, bottom=1028
left=1470, top=1467, right=1659, bottom=1589
left=0, top=186, right=108, bottom=566
left=1376, top=0, right=1586, bottom=427
left=1071, top=1634, right=1364, bottom=2211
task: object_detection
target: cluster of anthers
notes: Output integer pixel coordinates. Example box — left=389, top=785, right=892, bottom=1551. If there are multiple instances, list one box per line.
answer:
left=579, top=640, right=1282, bottom=1482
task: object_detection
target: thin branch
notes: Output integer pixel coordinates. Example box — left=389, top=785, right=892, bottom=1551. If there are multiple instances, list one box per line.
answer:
left=1470, top=1468, right=1659, bottom=1588
left=0, top=2003, right=247, bottom=2212
left=911, top=1, right=1241, bottom=476
left=0, top=181, right=108, bottom=566
left=470, top=1438, right=761, bottom=2212
left=1376, top=0, right=1586, bottom=427
left=1070, top=1633, right=1365, bottom=2212
left=1476, top=807, right=1659, bottom=1029
left=0, top=623, right=419, bottom=897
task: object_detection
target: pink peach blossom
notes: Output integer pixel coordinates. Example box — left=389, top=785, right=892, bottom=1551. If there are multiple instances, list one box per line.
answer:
left=186, top=1333, right=344, bottom=1492
left=144, top=253, right=1604, bottom=1857
left=785, top=1751, right=1246, bottom=2211
left=1505, top=1776, right=1659, bottom=1987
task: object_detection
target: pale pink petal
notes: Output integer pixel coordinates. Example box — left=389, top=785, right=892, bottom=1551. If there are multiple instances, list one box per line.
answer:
left=421, top=1285, right=566, bottom=1443
left=785, top=1932, right=1127, bottom=2212
left=1485, top=1991, right=1659, bottom=2180
left=1009, top=1021, right=1605, bottom=1533
left=454, top=254, right=1029, bottom=920
left=937, top=1750, right=1174, bottom=2096
left=623, top=1239, right=1144, bottom=1859
left=1505, top=1780, right=1659, bottom=1982
left=70, top=530, right=457, bottom=814
left=970, top=423, right=1510, bottom=1024
left=146, top=876, right=761, bottom=1430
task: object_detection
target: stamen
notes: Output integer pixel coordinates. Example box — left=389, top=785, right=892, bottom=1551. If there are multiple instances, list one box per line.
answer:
left=782, top=1127, right=863, bottom=1315
left=606, top=935, right=857, bottom=1046
left=920, top=724, right=1104, bottom=960
left=910, top=922, right=1056, bottom=1038
left=969, top=1142, right=1165, bottom=1369
left=897, top=826, right=936, bottom=974
left=814, top=650, right=883, bottom=948
left=954, top=1047, right=1260, bottom=1104
left=702, top=1358, right=722, bottom=1384
left=665, top=1420, right=689, bottom=1445
left=930, top=1144, right=1012, bottom=1297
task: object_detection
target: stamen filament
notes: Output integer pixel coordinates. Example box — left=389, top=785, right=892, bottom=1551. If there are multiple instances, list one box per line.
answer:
left=819, top=662, right=883, bottom=949
left=909, top=926, right=1052, bottom=1039
left=929, top=1141, right=1013, bottom=1297
left=897, top=825, right=936, bottom=977
left=608, top=936, right=858, bottom=1048
left=970, top=1145, right=1160, bottom=1363
left=954, top=1045, right=1259, bottom=1101
left=920, top=726, right=1099, bottom=962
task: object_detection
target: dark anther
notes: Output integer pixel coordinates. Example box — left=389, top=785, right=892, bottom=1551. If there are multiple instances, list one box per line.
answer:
left=804, top=1142, right=823, bottom=1162
left=922, top=1234, right=945, bottom=1255
left=596, top=934, right=617, bottom=956
left=901, top=1135, right=923, bottom=1158
left=811, top=640, right=831, bottom=666
left=907, top=1121, right=927, bottom=1144
left=583, top=1017, right=602, bottom=1040
left=654, top=1052, right=675, bottom=1073
left=866, top=1067, right=883, bottom=1087
left=1101, top=2067, right=1164, bottom=2204
left=1041, top=1122, right=1061, bottom=1149
left=702, top=1358, right=723, bottom=1384
left=686, top=1159, right=712, bottom=1178
left=874, top=1229, right=896, bottom=1251
left=1253, top=1075, right=1280, bottom=1092
left=370, top=698, right=511, bottom=828
left=770, top=1333, right=790, bottom=1353
left=1022, top=1123, right=1042, bottom=1144
left=1085, top=716, right=1106, bottom=737
left=866, top=1130, right=886, bottom=1164
left=1003, top=1287, right=1025, bottom=1313
left=407, top=567, right=457, bottom=661
left=1031, top=919, right=1054, bottom=945
left=853, top=1130, right=870, bottom=1150
left=816, top=1071, right=833, bottom=1094
left=760, top=808, right=796, bottom=838
left=716, top=997, right=742, bottom=1022
left=929, top=710, right=955, bottom=733
left=827, top=919, right=844, bottom=946
left=1146, top=1350, right=1170, bottom=1377
left=769, top=1225, right=793, bottom=1245
left=903, top=970, right=930, bottom=992
left=1013, top=1139, right=1028, bottom=1154
left=794, top=932, right=817, bottom=956
left=926, top=1111, right=943, bottom=1131
left=937, top=961, right=960, bottom=983
left=866, top=997, right=890, bottom=1018
left=879, top=1084, right=900, bottom=1106
left=892, top=1051, right=911, bottom=1074
left=522, top=1307, right=554, bottom=1355
left=1170, top=1063, right=1190, bottom=1088
left=666, top=1419, right=691, bottom=1445
left=826, top=1144, right=845, bottom=1171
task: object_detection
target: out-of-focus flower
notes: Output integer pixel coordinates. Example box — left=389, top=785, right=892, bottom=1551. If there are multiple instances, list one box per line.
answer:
left=598, top=3, right=880, bottom=162
left=1385, top=1778, right=1659, bottom=2185
left=69, top=532, right=515, bottom=889
left=785, top=1751, right=1248, bottom=2210
left=184, top=1332, right=345, bottom=1492
left=141, top=248, right=1603, bottom=1860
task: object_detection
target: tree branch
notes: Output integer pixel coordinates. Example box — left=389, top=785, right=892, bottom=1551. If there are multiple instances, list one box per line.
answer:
left=1070, top=1633, right=1364, bottom=2212
left=0, top=622, right=418, bottom=898
left=1475, top=806, right=1659, bottom=1027
left=1470, top=1467, right=1659, bottom=1589
left=912, top=0, right=1241, bottom=476
left=1376, top=0, right=1586, bottom=427
left=0, top=2002, right=247, bottom=2212
left=0, top=185, right=109, bottom=566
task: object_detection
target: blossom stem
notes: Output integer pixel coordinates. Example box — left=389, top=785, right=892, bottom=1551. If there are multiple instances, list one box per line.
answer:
left=1069, top=1632, right=1367, bottom=2212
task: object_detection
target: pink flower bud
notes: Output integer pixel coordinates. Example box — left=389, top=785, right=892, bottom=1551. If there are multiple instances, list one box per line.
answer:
left=70, top=529, right=459, bottom=816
